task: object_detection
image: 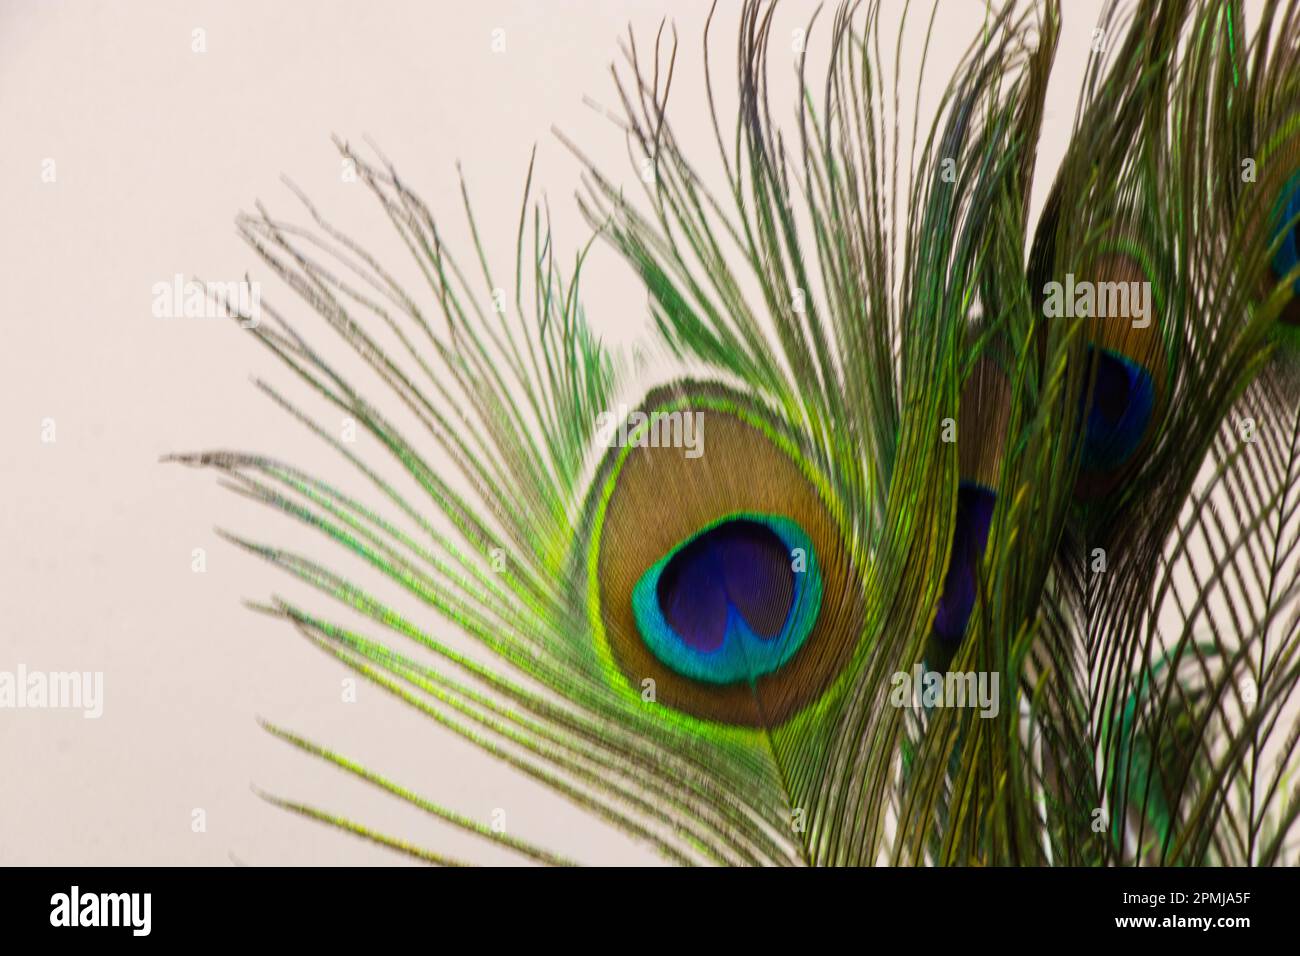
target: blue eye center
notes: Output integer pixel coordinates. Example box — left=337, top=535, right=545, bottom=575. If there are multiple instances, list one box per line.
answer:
left=1273, top=172, right=1300, bottom=295
left=1079, top=346, right=1155, bottom=473
left=657, top=519, right=794, bottom=650
left=932, top=483, right=997, bottom=647
left=631, top=514, right=823, bottom=684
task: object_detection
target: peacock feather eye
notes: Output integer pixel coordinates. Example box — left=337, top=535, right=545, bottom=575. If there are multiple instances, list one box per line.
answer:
left=1078, top=346, right=1156, bottom=474
left=932, top=483, right=997, bottom=648
left=926, top=358, right=1008, bottom=670
left=587, top=387, right=864, bottom=727
left=1272, top=171, right=1300, bottom=297
left=1074, top=252, right=1167, bottom=497
left=1251, top=136, right=1300, bottom=327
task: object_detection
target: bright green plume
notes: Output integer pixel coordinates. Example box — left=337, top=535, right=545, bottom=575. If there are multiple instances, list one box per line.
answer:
left=169, top=0, right=1300, bottom=866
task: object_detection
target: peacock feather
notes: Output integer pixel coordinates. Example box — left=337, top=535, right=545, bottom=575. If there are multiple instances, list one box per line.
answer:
left=169, top=0, right=1300, bottom=866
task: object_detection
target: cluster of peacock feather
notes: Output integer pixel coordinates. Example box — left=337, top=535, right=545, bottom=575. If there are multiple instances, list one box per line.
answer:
left=170, top=0, right=1300, bottom=865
